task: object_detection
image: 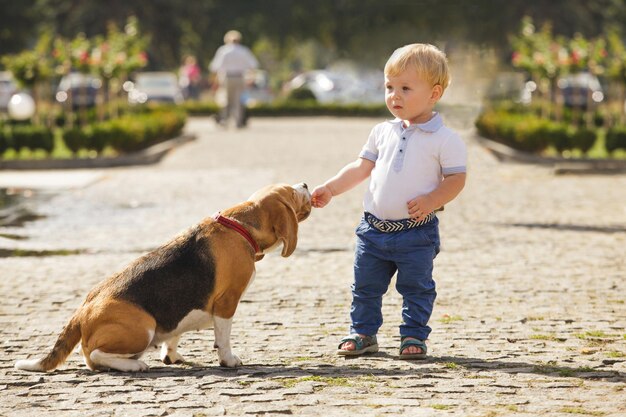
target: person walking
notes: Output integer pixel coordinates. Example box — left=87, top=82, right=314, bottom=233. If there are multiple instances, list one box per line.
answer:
left=209, top=30, right=258, bottom=128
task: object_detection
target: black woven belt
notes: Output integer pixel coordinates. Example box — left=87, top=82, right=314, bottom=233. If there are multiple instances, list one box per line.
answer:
left=364, top=212, right=435, bottom=233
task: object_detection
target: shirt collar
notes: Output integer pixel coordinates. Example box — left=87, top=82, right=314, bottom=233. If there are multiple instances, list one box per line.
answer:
left=389, top=112, right=443, bottom=133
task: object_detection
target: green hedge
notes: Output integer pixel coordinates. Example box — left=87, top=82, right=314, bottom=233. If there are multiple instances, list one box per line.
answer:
left=606, top=126, right=626, bottom=153
left=1, top=109, right=187, bottom=158
left=182, top=101, right=220, bottom=115
left=182, top=100, right=389, bottom=117
left=249, top=100, right=389, bottom=117
left=61, top=109, right=187, bottom=154
left=0, top=124, right=54, bottom=154
left=475, top=110, right=600, bottom=154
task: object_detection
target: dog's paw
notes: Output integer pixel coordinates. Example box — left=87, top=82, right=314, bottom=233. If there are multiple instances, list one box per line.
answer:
left=161, top=352, right=185, bottom=365
left=117, top=359, right=149, bottom=372
left=219, top=353, right=242, bottom=368
left=134, top=360, right=150, bottom=372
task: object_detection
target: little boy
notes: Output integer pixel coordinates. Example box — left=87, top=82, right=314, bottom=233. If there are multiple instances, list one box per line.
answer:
left=311, top=43, right=467, bottom=359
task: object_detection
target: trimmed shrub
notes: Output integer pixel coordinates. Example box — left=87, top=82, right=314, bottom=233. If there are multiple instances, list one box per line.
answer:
left=57, top=109, right=187, bottom=155
left=1, top=108, right=187, bottom=159
left=0, top=125, right=11, bottom=154
left=182, top=99, right=390, bottom=117
left=512, top=117, right=551, bottom=152
left=476, top=109, right=603, bottom=155
left=545, top=123, right=571, bottom=153
left=108, top=118, right=145, bottom=153
left=89, top=124, right=113, bottom=153
left=181, top=101, right=219, bottom=115
left=570, top=128, right=597, bottom=154
left=11, top=125, right=54, bottom=154
left=62, top=127, right=89, bottom=154
left=249, top=101, right=389, bottom=117
left=475, top=110, right=551, bottom=153
left=286, top=87, right=317, bottom=102
left=606, top=127, right=626, bottom=154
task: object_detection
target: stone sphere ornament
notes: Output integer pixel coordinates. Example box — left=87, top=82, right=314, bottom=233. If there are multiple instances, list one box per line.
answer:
left=8, top=93, right=36, bottom=120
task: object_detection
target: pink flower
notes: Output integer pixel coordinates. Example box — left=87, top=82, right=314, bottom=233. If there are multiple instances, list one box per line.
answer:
left=79, top=51, right=89, bottom=64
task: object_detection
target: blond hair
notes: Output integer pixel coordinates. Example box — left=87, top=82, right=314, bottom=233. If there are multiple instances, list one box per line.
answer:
left=384, top=44, right=450, bottom=91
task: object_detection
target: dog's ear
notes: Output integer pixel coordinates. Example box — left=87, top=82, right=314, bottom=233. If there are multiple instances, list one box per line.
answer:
left=274, top=204, right=298, bottom=257
left=253, top=184, right=301, bottom=257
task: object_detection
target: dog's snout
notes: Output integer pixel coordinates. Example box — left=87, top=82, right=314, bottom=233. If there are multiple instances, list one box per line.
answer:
left=302, top=183, right=308, bottom=190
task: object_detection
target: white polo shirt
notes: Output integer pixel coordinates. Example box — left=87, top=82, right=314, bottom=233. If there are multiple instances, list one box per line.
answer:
left=359, top=112, right=467, bottom=221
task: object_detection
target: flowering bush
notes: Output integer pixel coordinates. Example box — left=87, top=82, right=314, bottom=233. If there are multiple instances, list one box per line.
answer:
left=1, top=16, right=149, bottom=126
left=509, top=16, right=625, bottom=128
left=476, top=16, right=626, bottom=159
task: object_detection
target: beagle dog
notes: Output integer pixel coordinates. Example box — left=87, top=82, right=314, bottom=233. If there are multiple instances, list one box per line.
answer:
left=15, top=183, right=311, bottom=372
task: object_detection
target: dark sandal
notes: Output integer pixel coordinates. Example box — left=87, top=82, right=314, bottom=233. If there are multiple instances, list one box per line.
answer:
left=398, top=337, right=427, bottom=360
left=337, top=334, right=379, bottom=356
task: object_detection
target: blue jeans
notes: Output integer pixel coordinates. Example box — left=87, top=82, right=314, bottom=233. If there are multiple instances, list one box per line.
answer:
left=349, top=215, right=440, bottom=340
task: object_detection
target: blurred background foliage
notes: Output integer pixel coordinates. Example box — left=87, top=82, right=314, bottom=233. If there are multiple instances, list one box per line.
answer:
left=2, top=0, right=625, bottom=73
left=2, top=0, right=626, bottom=158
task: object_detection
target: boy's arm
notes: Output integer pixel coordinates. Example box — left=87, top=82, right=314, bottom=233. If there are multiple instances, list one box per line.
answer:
left=407, top=173, right=466, bottom=220
left=311, top=158, right=375, bottom=208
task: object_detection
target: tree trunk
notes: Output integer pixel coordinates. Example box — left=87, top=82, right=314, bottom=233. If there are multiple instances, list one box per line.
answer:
left=619, top=84, right=626, bottom=125
left=552, top=78, right=562, bottom=122
left=585, top=87, right=593, bottom=128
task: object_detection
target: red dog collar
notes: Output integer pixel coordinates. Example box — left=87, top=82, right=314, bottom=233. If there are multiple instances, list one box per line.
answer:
left=213, top=213, right=261, bottom=254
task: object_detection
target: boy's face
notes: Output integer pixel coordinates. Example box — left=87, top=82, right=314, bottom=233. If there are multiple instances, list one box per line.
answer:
left=384, top=68, right=443, bottom=125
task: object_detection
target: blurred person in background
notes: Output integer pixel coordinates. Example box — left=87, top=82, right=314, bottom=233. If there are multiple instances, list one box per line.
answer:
left=179, top=55, right=202, bottom=100
left=209, top=30, right=258, bottom=128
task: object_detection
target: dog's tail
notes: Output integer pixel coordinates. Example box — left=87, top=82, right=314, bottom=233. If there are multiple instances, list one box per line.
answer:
left=15, top=313, right=81, bottom=372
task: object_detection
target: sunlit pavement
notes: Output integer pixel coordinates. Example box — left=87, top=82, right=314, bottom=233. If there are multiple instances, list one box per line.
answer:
left=0, top=170, right=103, bottom=190
left=1, top=114, right=625, bottom=416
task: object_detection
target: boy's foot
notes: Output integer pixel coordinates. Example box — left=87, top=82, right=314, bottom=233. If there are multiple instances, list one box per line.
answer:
left=338, top=334, right=365, bottom=352
left=339, top=336, right=423, bottom=354
left=400, top=337, right=425, bottom=355
left=399, top=337, right=427, bottom=360
left=337, top=334, right=378, bottom=356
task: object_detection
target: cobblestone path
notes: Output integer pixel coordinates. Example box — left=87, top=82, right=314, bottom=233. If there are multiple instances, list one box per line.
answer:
left=1, top=114, right=624, bottom=416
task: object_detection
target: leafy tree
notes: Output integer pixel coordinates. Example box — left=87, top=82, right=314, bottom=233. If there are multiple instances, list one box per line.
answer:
left=3, top=0, right=625, bottom=71
left=606, top=29, right=626, bottom=124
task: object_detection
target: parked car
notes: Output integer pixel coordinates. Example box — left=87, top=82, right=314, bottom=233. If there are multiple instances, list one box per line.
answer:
left=56, top=73, right=102, bottom=109
left=241, top=70, right=274, bottom=106
left=519, top=72, right=604, bottom=109
left=484, top=72, right=526, bottom=102
left=0, top=71, right=18, bottom=112
left=558, top=72, right=604, bottom=108
left=285, top=68, right=383, bottom=104
left=127, top=72, right=184, bottom=105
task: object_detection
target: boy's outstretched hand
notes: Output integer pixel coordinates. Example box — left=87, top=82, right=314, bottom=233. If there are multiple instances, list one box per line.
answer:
left=311, top=185, right=332, bottom=208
